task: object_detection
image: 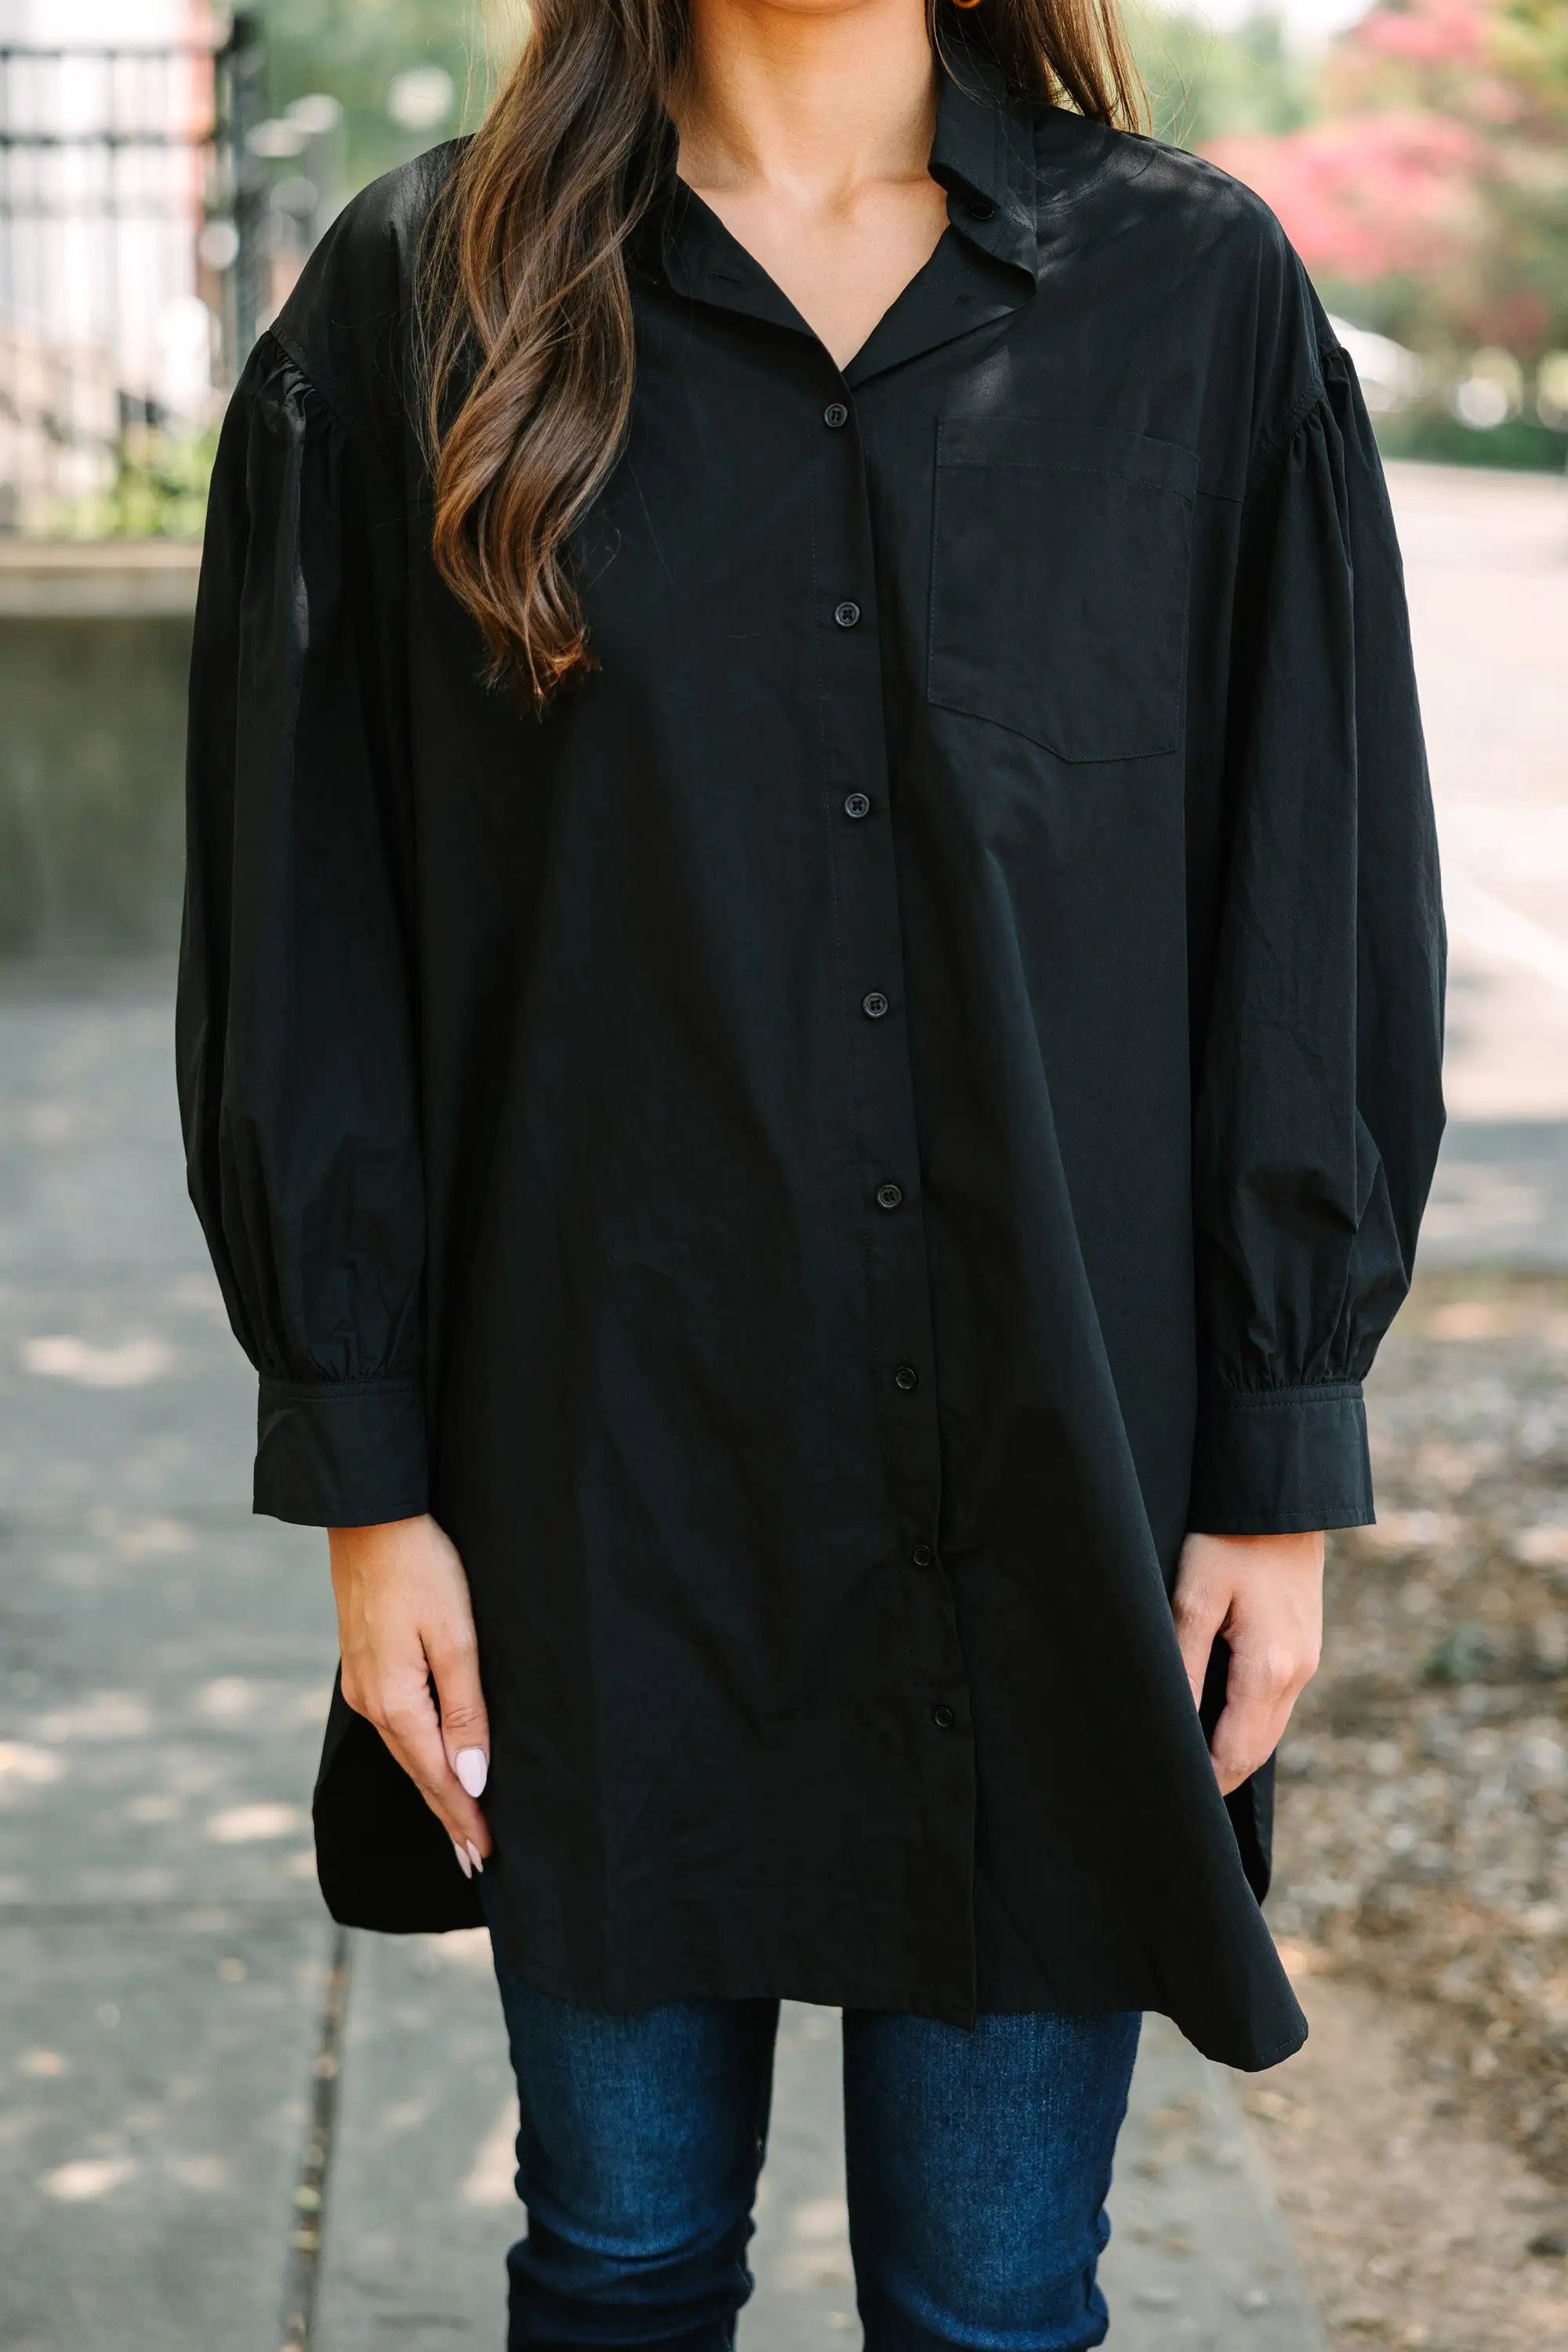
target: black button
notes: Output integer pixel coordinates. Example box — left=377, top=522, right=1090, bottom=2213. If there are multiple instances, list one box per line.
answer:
left=844, top=792, right=871, bottom=820
left=861, top=990, right=889, bottom=1019
left=911, top=1542, right=936, bottom=1569
left=834, top=601, right=861, bottom=629
left=965, top=198, right=996, bottom=222
left=894, top=1363, right=919, bottom=1392
left=823, top=401, right=849, bottom=429
left=932, top=1703, right=956, bottom=1732
left=875, top=1182, right=903, bottom=1210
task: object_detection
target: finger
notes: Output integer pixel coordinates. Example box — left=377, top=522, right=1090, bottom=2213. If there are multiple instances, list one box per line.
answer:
left=1170, top=1570, right=1228, bottom=1711
left=374, top=1672, right=489, bottom=1861
left=1207, top=1641, right=1303, bottom=1792
left=1207, top=1693, right=1292, bottom=1794
left=428, top=1628, right=493, bottom=1857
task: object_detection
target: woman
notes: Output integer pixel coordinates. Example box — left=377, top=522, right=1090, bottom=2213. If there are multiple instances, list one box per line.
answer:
left=178, top=0, right=1445, bottom=2336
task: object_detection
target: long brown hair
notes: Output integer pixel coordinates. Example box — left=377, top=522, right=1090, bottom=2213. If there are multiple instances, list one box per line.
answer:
left=420, top=0, right=1144, bottom=707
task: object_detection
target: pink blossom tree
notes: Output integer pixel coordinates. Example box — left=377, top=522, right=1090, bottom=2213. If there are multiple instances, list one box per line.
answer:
left=1204, top=0, right=1567, bottom=358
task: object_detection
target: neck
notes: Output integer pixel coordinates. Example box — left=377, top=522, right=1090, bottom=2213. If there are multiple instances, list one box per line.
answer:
left=673, top=0, right=939, bottom=201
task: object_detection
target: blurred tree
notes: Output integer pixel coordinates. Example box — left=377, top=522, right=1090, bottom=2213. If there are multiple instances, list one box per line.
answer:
left=1129, top=5, right=1313, bottom=149
left=1206, top=0, right=1568, bottom=361
left=255, top=0, right=496, bottom=190
left=1493, top=0, right=1568, bottom=124
left=259, top=0, right=1320, bottom=198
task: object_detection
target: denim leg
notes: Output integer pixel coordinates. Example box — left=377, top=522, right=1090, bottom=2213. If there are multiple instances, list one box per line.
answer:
left=488, top=1955, right=779, bottom=2351
left=843, top=2007, right=1142, bottom=2352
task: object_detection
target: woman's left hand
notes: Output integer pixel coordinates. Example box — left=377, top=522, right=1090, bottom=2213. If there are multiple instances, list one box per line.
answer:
left=1171, top=1530, right=1325, bottom=1795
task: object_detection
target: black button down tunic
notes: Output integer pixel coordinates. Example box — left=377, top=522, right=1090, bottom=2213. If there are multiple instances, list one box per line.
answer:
left=178, top=57, right=1446, bottom=2071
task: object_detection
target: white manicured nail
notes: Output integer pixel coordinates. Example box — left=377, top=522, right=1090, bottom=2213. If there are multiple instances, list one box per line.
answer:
left=455, top=1748, right=488, bottom=1798
left=465, top=1841, right=485, bottom=1875
left=452, top=1838, right=473, bottom=1879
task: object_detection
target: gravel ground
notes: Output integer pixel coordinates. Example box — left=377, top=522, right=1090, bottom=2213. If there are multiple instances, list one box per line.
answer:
left=1237, top=1965, right=1568, bottom=2350
left=1253, top=1268, right=1568, bottom=2336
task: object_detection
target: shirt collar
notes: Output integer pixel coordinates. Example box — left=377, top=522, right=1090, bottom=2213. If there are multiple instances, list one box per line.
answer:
left=926, top=44, right=1042, bottom=283
left=632, top=47, right=1043, bottom=292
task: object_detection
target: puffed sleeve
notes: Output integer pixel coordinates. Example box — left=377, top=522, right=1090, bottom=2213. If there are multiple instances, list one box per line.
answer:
left=1188, top=339, right=1446, bottom=1534
left=176, top=334, right=427, bottom=1528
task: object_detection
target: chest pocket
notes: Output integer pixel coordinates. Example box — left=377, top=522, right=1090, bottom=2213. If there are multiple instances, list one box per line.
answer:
left=927, top=417, right=1199, bottom=764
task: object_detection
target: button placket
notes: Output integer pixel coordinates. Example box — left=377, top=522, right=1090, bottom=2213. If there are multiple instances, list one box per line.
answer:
left=811, top=373, right=967, bottom=1893
left=815, top=418, right=939, bottom=1490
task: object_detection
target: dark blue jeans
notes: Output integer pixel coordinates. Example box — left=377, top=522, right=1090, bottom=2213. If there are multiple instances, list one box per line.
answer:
left=485, top=1940, right=1140, bottom=2351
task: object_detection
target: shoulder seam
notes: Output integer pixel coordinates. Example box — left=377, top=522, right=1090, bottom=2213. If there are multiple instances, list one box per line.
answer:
left=258, top=325, right=402, bottom=499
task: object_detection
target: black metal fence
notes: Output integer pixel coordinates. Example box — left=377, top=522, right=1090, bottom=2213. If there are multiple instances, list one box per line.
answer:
left=0, top=13, right=266, bottom=536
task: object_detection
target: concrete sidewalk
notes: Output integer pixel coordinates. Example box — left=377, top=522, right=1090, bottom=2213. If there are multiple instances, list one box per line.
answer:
left=0, top=971, right=1331, bottom=2351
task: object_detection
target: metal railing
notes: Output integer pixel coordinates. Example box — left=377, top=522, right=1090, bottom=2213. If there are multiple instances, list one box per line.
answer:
left=0, top=13, right=264, bottom=537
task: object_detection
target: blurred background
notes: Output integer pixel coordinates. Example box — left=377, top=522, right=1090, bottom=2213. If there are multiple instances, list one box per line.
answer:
left=0, top=4, right=1565, bottom=2351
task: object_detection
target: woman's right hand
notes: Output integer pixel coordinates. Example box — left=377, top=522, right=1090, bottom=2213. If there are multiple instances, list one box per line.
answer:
left=328, top=1514, right=493, bottom=1875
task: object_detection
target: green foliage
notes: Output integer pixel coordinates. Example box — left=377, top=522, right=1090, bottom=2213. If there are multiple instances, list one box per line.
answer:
left=256, top=0, right=1319, bottom=191
left=1421, top=1623, right=1493, bottom=1685
left=1492, top=0, right=1568, bottom=127
left=1127, top=5, right=1314, bottom=151
left=74, top=427, right=220, bottom=541
left=1374, top=405, right=1568, bottom=470
left=253, top=0, right=495, bottom=190
left=254, top=0, right=1321, bottom=191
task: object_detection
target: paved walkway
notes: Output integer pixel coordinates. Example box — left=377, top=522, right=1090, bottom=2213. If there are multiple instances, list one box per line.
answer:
left=1400, top=462, right=1568, bottom=1264
left=3, top=457, right=1566, bottom=2350
left=0, top=974, right=1327, bottom=2350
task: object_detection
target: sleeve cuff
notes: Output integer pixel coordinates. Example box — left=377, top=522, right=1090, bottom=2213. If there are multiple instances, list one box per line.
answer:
left=254, top=1377, right=429, bottom=1527
left=1189, top=1381, right=1373, bottom=1534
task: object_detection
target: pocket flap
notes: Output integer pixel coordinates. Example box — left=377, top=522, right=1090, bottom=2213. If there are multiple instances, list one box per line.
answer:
left=938, top=417, right=1200, bottom=499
